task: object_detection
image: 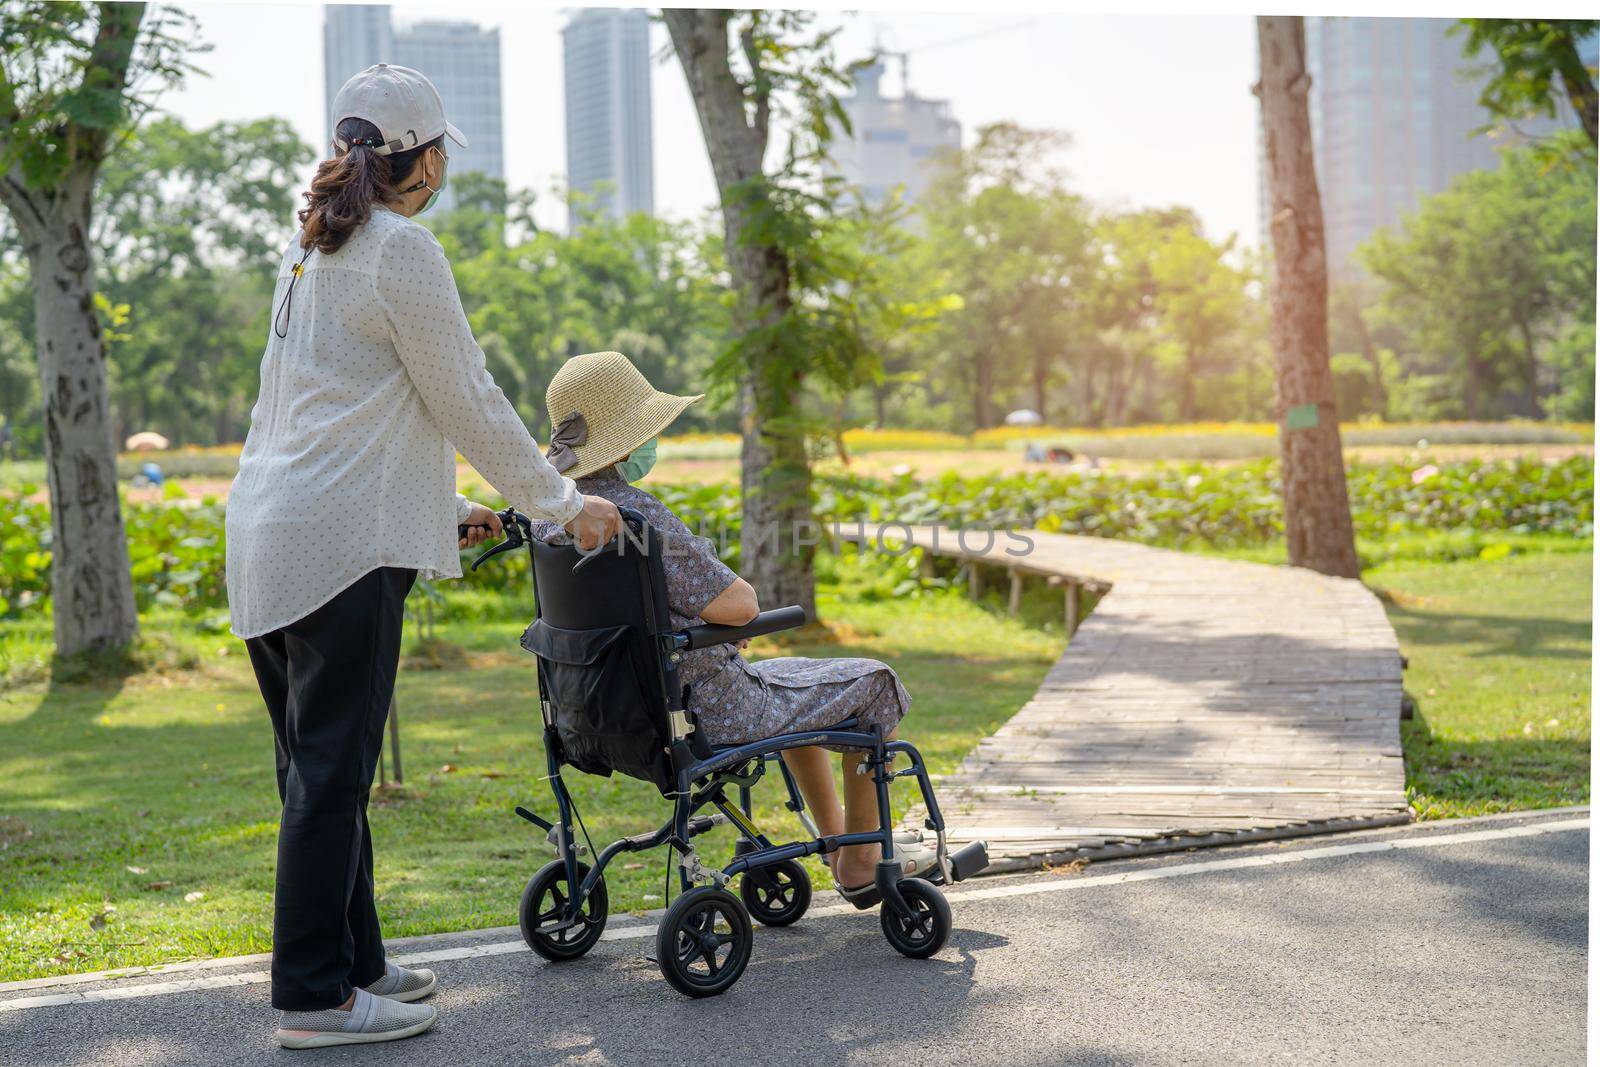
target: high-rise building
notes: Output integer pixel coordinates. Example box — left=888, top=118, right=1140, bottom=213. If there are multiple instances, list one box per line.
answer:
left=324, top=4, right=393, bottom=140
left=1256, top=16, right=1575, bottom=276
left=322, top=5, right=504, bottom=212
left=562, top=8, right=654, bottom=230
left=832, top=58, right=962, bottom=209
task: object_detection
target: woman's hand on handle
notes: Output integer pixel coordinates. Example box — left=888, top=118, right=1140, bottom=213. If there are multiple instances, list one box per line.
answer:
left=564, top=494, right=622, bottom=551
left=458, top=502, right=504, bottom=548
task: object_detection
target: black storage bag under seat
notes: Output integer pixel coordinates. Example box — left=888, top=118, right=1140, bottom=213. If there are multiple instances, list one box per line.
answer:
left=521, top=618, right=668, bottom=786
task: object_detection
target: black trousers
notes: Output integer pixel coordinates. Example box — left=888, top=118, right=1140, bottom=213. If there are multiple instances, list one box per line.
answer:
left=245, top=567, right=416, bottom=1011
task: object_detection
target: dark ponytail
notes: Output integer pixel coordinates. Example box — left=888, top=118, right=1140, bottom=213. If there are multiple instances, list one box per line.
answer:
left=298, top=118, right=443, bottom=254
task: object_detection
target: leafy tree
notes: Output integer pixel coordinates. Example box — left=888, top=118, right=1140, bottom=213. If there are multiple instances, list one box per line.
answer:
left=449, top=196, right=727, bottom=437
left=1455, top=19, right=1598, bottom=150
left=1149, top=224, right=1250, bottom=421
left=665, top=9, right=879, bottom=613
left=920, top=123, right=1092, bottom=428
left=1360, top=135, right=1596, bottom=419
left=1071, top=209, right=1173, bottom=427
left=92, top=115, right=311, bottom=445
left=0, top=262, right=35, bottom=452
left=426, top=171, right=521, bottom=261
left=839, top=191, right=958, bottom=430
left=0, top=2, right=199, bottom=656
left=1327, top=277, right=1400, bottom=420
left=1256, top=15, right=1360, bottom=579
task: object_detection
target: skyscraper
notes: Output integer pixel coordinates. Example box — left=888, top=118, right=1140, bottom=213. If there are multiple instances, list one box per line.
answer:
left=1256, top=16, right=1574, bottom=275
left=322, top=5, right=504, bottom=212
left=562, top=8, right=654, bottom=230
left=832, top=58, right=962, bottom=208
left=324, top=4, right=392, bottom=136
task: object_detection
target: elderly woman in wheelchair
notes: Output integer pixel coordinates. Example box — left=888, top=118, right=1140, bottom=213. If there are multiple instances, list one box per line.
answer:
left=469, top=352, right=987, bottom=996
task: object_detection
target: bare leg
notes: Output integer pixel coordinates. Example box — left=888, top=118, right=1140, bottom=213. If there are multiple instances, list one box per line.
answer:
left=834, top=728, right=899, bottom=889
left=781, top=746, right=843, bottom=837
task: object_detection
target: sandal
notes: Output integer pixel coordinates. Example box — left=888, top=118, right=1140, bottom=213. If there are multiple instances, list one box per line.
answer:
left=832, top=836, right=940, bottom=910
left=834, top=880, right=882, bottom=910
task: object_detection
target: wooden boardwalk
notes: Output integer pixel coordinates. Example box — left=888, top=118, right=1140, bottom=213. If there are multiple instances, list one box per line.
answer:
left=844, top=525, right=1411, bottom=872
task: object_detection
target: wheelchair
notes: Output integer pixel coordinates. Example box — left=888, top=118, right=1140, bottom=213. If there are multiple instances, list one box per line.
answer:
left=467, top=506, right=989, bottom=997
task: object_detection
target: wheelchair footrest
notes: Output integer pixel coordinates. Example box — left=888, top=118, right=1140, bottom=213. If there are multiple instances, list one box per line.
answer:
left=948, top=840, right=990, bottom=883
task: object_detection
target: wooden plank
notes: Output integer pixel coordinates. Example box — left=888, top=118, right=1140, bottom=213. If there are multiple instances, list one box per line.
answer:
left=860, top=523, right=1410, bottom=870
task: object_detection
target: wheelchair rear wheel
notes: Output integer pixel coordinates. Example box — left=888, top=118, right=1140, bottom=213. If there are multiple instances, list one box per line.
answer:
left=739, top=859, right=812, bottom=927
left=656, top=886, right=753, bottom=997
left=520, top=859, right=608, bottom=962
left=879, top=877, right=951, bottom=959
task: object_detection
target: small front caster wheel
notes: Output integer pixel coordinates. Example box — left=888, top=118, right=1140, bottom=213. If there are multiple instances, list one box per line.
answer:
left=879, top=877, right=951, bottom=959
left=520, top=859, right=608, bottom=962
left=656, top=886, right=752, bottom=997
left=740, top=859, right=812, bottom=927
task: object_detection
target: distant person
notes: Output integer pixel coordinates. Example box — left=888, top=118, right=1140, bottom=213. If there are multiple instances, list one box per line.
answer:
left=0, top=416, right=11, bottom=462
left=225, top=64, right=621, bottom=1050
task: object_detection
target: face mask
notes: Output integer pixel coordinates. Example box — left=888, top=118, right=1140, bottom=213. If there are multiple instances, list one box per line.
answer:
left=404, top=148, right=448, bottom=214
left=617, top=438, right=657, bottom=482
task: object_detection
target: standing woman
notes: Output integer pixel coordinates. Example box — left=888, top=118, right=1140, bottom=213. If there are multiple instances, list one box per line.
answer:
left=226, top=65, right=620, bottom=1049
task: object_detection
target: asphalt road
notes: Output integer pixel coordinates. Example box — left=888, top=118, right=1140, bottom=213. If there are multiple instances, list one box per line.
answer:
left=2, top=810, right=1587, bottom=1066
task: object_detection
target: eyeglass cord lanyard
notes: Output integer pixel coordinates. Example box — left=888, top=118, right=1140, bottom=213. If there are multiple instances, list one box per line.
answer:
left=273, top=245, right=316, bottom=339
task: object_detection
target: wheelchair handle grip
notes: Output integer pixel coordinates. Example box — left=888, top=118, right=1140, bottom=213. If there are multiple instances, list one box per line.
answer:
left=675, top=605, right=808, bottom=651
left=465, top=508, right=532, bottom=571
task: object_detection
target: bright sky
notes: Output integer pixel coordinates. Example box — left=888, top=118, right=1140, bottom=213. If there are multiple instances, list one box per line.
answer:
left=163, top=3, right=1263, bottom=245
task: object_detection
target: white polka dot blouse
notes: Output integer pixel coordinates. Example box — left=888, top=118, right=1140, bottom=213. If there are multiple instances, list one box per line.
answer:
left=225, top=206, right=582, bottom=639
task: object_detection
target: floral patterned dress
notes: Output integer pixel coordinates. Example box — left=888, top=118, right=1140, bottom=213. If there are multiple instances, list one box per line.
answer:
left=527, top=468, right=910, bottom=747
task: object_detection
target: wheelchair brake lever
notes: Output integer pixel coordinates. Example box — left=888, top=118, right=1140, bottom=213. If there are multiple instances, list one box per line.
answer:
left=465, top=509, right=530, bottom=572
left=470, top=538, right=519, bottom=571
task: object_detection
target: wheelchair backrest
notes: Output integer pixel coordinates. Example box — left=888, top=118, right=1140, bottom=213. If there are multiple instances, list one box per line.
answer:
left=521, top=518, right=682, bottom=792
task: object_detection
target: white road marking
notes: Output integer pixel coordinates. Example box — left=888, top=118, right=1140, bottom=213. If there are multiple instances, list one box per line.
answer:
left=945, top=784, right=1405, bottom=797
left=1, top=815, right=1586, bottom=1015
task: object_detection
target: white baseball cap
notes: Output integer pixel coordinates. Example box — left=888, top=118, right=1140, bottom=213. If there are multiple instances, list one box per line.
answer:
left=330, top=63, right=467, bottom=156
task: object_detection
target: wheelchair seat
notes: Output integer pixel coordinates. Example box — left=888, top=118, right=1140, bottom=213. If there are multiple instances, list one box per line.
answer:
left=519, top=509, right=811, bottom=794
left=520, top=515, right=683, bottom=792
left=707, top=716, right=861, bottom=753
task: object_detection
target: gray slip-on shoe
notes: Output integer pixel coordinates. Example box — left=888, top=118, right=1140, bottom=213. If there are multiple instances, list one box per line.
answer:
left=362, top=961, right=438, bottom=1003
left=274, top=988, right=436, bottom=1050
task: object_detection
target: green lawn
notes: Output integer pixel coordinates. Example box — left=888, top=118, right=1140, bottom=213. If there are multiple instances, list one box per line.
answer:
left=0, top=539, right=1588, bottom=984
left=0, top=587, right=1061, bottom=983
left=1366, top=550, right=1591, bottom=819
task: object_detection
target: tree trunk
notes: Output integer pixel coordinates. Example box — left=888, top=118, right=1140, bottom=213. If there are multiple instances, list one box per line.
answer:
left=1031, top=350, right=1048, bottom=424
left=1179, top=346, right=1199, bottom=421
left=666, top=10, right=814, bottom=615
left=1080, top=358, right=1101, bottom=427
left=1103, top=353, right=1127, bottom=426
left=1255, top=16, right=1360, bottom=580
left=1555, top=37, right=1599, bottom=147
left=1351, top=304, right=1388, bottom=418
left=1514, top=315, right=1540, bottom=418
left=973, top=350, right=995, bottom=429
left=13, top=174, right=139, bottom=654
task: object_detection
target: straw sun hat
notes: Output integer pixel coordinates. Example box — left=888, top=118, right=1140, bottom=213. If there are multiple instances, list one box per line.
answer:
left=544, top=351, right=703, bottom=480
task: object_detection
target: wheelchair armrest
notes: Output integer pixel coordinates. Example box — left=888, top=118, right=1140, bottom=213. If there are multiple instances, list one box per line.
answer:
left=674, top=605, right=808, bottom=651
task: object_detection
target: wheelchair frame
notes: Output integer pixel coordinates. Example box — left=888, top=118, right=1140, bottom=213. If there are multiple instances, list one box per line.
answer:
left=472, top=507, right=985, bottom=996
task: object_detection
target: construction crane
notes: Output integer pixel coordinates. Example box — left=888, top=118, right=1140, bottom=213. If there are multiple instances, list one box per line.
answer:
left=871, top=19, right=1034, bottom=97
